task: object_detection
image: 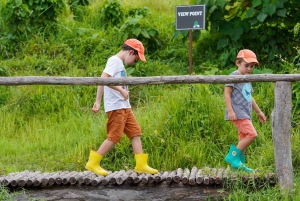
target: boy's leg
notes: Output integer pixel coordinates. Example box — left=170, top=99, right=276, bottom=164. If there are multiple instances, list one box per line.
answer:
left=236, top=137, right=255, bottom=151
left=225, top=119, right=257, bottom=172
left=123, top=109, right=158, bottom=174
left=131, top=136, right=142, bottom=154
left=97, top=139, right=115, bottom=156
left=85, top=110, right=124, bottom=176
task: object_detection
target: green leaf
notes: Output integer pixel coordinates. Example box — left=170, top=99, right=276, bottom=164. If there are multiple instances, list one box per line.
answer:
left=231, top=26, right=243, bottom=41
left=257, top=12, right=268, bottom=22
left=209, top=5, right=217, bottom=13
left=275, top=0, right=285, bottom=8
left=15, top=0, right=22, bottom=7
left=246, top=7, right=255, bottom=18
left=219, top=22, right=234, bottom=35
left=248, top=29, right=258, bottom=38
left=132, top=27, right=141, bottom=36
left=147, top=29, right=158, bottom=37
left=240, top=20, right=251, bottom=33
left=276, top=8, right=286, bottom=17
left=252, top=0, right=262, bottom=8
left=260, top=35, right=266, bottom=42
left=217, top=38, right=229, bottom=50
left=141, top=29, right=150, bottom=38
left=216, top=0, right=226, bottom=9
left=264, top=4, right=276, bottom=16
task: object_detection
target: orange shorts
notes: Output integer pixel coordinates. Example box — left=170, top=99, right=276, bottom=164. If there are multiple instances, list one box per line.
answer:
left=231, top=119, right=257, bottom=141
left=106, top=108, right=141, bottom=143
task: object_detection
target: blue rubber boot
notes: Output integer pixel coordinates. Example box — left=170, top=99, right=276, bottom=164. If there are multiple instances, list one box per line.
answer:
left=240, top=155, right=246, bottom=165
left=225, top=145, right=253, bottom=173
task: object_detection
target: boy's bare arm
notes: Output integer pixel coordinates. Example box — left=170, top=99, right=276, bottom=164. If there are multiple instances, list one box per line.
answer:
left=224, top=86, right=236, bottom=120
left=100, top=72, right=129, bottom=100
left=252, top=98, right=267, bottom=123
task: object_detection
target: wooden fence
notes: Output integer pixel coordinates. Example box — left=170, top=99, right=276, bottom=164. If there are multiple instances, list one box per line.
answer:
left=0, top=74, right=297, bottom=192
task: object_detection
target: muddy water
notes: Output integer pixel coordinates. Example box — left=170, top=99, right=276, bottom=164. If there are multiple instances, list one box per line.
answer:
left=12, top=183, right=226, bottom=201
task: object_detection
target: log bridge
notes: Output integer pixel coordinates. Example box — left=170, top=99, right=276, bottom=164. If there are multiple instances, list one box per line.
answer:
left=0, top=167, right=276, bottom=189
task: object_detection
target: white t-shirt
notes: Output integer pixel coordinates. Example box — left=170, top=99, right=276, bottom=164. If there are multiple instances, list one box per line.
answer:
left=103, top=56, right=131, bottom=112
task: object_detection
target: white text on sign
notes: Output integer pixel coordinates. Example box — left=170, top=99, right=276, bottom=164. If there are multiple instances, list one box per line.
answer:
left=178, top=11, right=203, bottom=16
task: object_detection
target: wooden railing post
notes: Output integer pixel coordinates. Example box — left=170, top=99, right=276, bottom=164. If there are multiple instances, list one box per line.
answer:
left=272, top=81, right=294, bottom=192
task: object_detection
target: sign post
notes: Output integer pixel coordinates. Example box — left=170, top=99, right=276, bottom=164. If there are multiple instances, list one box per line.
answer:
left=176, top=5, right=206, bottom=75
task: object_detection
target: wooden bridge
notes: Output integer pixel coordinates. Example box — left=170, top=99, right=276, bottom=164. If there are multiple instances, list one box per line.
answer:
left=0, top=167, right=276, bottom=189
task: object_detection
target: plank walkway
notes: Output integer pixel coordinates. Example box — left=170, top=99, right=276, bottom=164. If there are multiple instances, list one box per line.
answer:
left=0, top=167, right=276, bottom=188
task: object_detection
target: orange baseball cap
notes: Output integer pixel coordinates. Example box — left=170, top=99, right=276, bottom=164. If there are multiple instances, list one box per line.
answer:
left=237, top=49, right=260, bottom=66
left=124, top=39, right=146, bottom=62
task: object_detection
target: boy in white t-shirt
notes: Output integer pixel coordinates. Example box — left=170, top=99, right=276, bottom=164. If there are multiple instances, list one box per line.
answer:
left=85, top=39, right=158, bottom=176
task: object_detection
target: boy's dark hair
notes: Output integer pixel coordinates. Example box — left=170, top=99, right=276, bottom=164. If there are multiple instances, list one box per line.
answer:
left=236, top=58, right=244, bottom=63
left=122, top=44, right=138, bottom=55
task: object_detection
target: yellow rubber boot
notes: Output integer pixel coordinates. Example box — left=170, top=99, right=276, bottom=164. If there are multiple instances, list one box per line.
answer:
left=134, top=153, right=158, bottom=174
left=85, top=150, right=108, bottom=176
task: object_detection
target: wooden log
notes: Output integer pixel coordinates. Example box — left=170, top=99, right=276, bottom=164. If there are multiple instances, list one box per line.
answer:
left=110, top=171, right=122, bottom=185
left=148, top=174, right=155, bottom=184
left=116, top=170, right=132, bottom=185
left=91, top=176, right=104, bottom=186
left=127, top=172, right=137, bottom=184
left=136, top=173, right=145, bottom=184
left=102, top=171, right=118, bottom=186
left=26, top=171, right=42, bottom=187
left=265, top=173, right=276, bottom=184
left=140, top=174, right=150, bottom=185
left=41, top=173, right=52, bottom=187
left=2, top=172, right=19, bottom=186
left=166, top=170, right=176, bottom=185
left=215, top=168, right=223, bottom=185
left=209, top=168, right=217, bottom=185
left=70, top=172, right=82, bottom=185
left=188, top=166, right=197, bottom=186
left=11, top=171, right=29, bottom=187
left=48, top=172, right=61, bottom=186
left=77, top=171, right=90, bottom=185
left=84, top=172, right=97, bottom=185
left=173, top=168, right=183, bottom=183
left=62, top=171, right=77, bottom=185
left=196, top=169, right=203, bottom=185
left=272, top=81, right=294, bottom=192
left=2, top=74, right=300, bottom=86
left=17, top=176, right=28, bottom=187
left=202, top=168, right=210, bottom=185
left=182, top=168, right=190, bottom=185
left=154, top=171, right=166, bottom=183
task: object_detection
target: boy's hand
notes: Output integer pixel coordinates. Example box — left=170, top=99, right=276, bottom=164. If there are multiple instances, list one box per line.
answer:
left=92, top=102, right=100, bottom=113
left=228, top=110, right=237, bottom=120
left=120, top=89, right=129, bottom=100
left=257, top=112, right=267, bottom=123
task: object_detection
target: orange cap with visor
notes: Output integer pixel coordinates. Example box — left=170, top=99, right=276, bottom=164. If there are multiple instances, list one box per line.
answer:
left=124, top=39, right=146, bottom=62
left=237, top=49, right=260, bottom=66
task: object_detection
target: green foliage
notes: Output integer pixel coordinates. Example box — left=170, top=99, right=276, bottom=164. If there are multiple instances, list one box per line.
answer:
left=0, top=0, right=66, bottom=41
left=68, top=0, right=89, bottom=21
left=119, top=7, right=161, bottom=52
left=99, top=0, right=124, bottom=27
left=188, top=0, right=300, bottom=68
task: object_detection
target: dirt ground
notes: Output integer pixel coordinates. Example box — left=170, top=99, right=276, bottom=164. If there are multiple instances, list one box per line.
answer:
left=11, top=183, right=226, bottom=201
